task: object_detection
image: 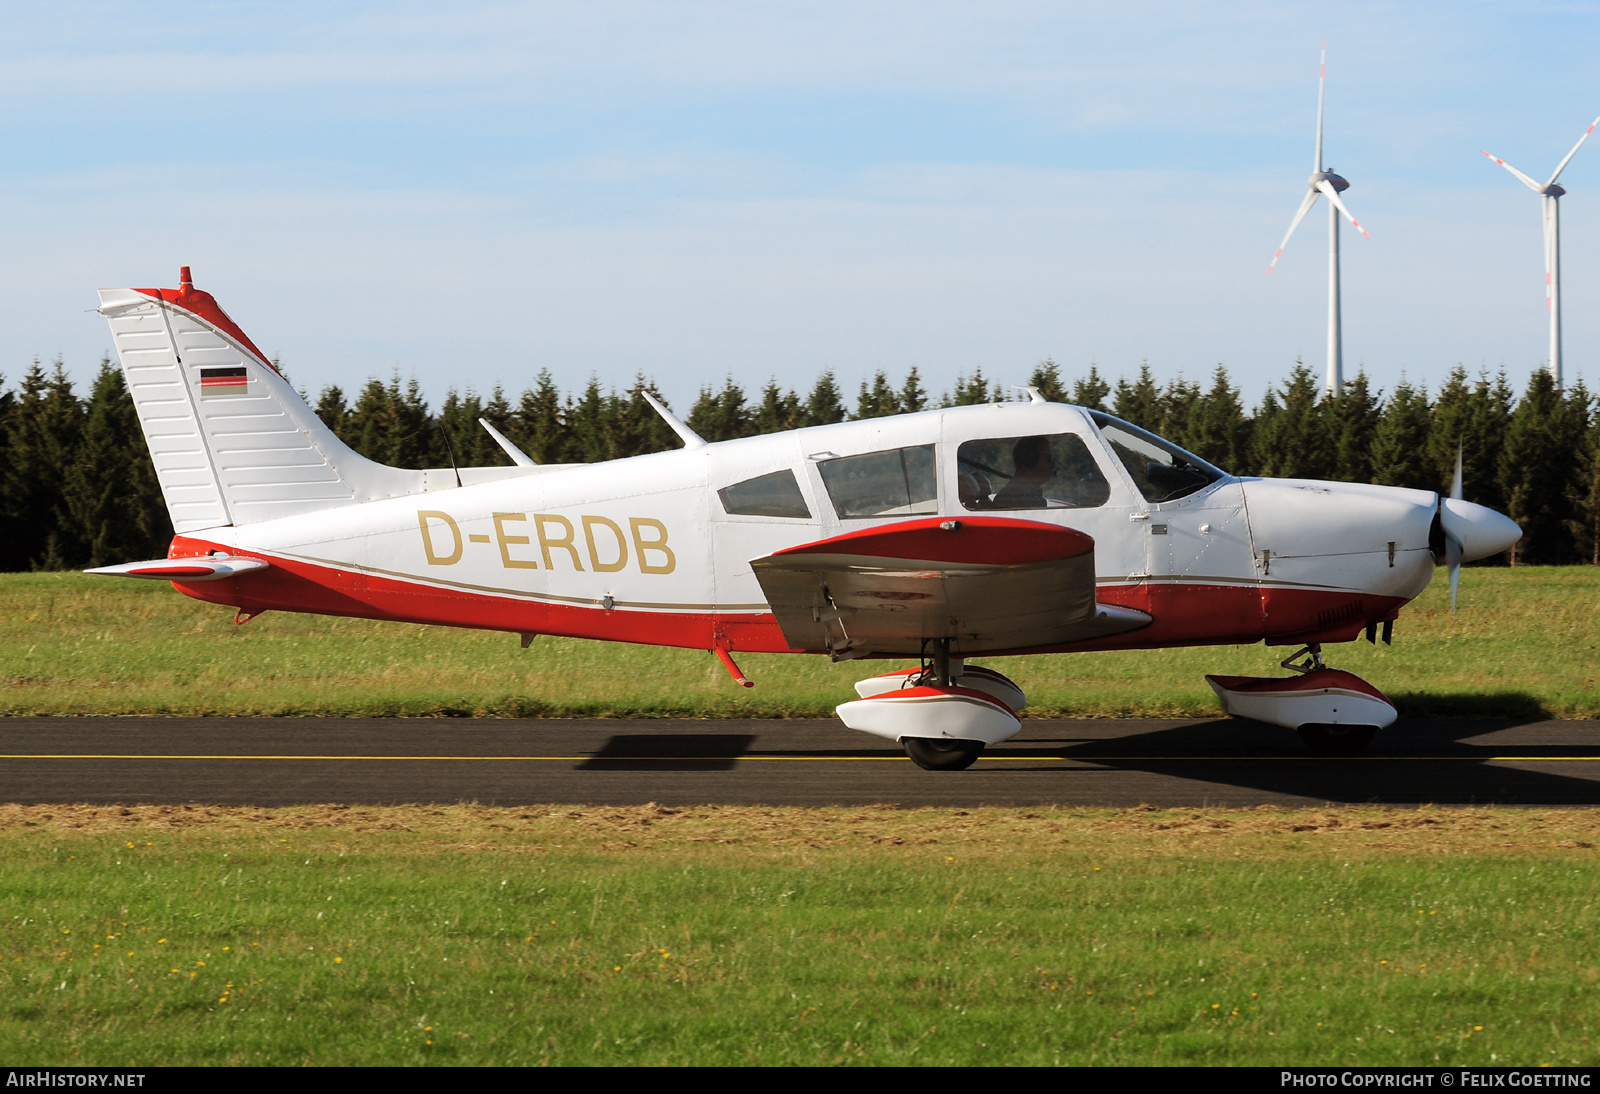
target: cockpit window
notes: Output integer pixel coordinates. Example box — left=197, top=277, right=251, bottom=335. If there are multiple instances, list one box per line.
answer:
left=956, top=434, right=1110, bottom=511
left=817, top=445, right=938, bottom=519
left=1088, top=411, right=1227, bottom=503
left=718, top=469, right=811, bottom=519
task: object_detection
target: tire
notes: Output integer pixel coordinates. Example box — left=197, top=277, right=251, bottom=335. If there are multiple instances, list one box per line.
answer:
left=902, top=737, right=984, bottom=771
left=1297, top=723, right=1378, bottom=756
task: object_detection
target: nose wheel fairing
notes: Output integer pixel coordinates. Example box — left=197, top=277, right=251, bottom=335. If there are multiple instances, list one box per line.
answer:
left=1206, top=665, right=1396, bottom=755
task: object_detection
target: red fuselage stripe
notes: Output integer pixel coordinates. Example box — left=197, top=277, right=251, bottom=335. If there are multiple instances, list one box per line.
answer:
left=166, top=536, right=1409, bottom=656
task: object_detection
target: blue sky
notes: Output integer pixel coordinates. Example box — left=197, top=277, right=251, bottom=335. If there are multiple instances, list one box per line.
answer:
left=4, top=2, right=1600, bottom=415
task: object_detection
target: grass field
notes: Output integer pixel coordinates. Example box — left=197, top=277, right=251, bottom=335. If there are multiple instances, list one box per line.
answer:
left=3, top=803, right=1598, bottom=1067
left=2, top=567, right=1595, bottom=718
left=5, top=570, right=1600, bottom=1067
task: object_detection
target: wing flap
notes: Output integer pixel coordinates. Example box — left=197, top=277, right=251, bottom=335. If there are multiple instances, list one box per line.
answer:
left=749, top=517, right=1149, bottom=657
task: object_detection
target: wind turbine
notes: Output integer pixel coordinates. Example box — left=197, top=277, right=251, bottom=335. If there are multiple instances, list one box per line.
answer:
left=1483, top=112, right=1600, bottom=389
left=1267, top=39, right=1370, bottom=397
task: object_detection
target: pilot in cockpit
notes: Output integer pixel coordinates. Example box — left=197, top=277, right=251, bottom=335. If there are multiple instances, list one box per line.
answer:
left=990, top=436, right=1055, bottom=509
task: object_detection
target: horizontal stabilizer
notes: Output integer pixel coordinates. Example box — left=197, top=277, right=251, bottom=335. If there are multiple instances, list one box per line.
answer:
left=749, top=516, right=1150, bottom=657
left=85, top=556, right=270, bottom=582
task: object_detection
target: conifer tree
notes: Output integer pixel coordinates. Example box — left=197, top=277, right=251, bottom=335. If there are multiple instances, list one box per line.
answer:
left=1026, top=359, right=1067, bottom=403
left=1250, top=364, right=1326, bottom=479
left=1157, top=376, right=1203, bottom=454
left=436, top=390, right=496, bottom=470
left=688, top=378, right=755, bottom=441
left=1569, top=391, right=1600, bottom=565
left=1430, top=367, right=1511, bottom=512
left=944, top=368, right=999, bottom=407
left=1328, top=371, right=1381, bottom=483
left=1370, top=379, right=1432, bottom=491
left=1186, top=366, right=1251, bottom=471
left=61, top=358, right=169, bottom=567
left=800, top=372, right=848, bottom=426
left=1, top=360, right=83, bottom=569
left=1499, top=370, right=1588, bottom=565
left=898, top=367, right=928, bottom=414
left=753, top=381, right=802, bottom=434
left=314, top=386, right=349, bottom=436
left=565, top=377, right=611, bottom=463
left=1070, top=365, right=1111, bottom=412
left=1111, top=363, right=1161, bottom=429
left=854, top=371, right=900, bottom=419
left=342, top=375, right=436, bottom=468
left=514, top=370, right=567, bottom=463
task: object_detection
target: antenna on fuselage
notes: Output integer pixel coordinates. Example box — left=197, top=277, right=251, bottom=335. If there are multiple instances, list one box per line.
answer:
left=478, top=417, right=537, bottom=467
left=641, top=390, right=707, bottom=448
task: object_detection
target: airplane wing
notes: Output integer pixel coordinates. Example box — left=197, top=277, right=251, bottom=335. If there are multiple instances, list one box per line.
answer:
left=748, top=516, right=1150, bottom=658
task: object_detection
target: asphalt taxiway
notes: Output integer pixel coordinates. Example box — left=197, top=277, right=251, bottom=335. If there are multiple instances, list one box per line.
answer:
left=2, top=716, right=1597, bottom=807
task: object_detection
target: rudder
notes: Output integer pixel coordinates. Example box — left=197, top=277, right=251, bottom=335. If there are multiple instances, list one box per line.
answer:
left=97, top=268, right=427, bottom=532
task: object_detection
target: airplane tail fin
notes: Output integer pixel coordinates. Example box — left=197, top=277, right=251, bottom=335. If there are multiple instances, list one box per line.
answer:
left=97, top=268, right=433, bottom=533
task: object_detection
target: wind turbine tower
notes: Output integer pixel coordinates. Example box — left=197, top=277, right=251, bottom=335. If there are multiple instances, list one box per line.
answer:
left=1483, top=112, right=1600, bottom=389
left=1267, top=39, right=1370, bottom=397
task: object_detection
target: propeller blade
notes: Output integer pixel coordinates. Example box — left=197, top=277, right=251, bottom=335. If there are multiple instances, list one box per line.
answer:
left=1435, top=447, right=1520, bottom=610
left=1448, top=445, right=1463, bottom=611
left=1546, top=112, right=1600, bottom=187
left=1268, top=188, right=1322, bottom=274
left=1483, top=150, right=1545, bottom=193
left=1316, top=178, right=1370, bottom=238
left=1448, top=533, right=1461, bottom=612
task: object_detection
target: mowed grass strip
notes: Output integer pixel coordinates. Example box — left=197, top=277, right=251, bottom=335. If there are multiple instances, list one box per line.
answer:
left=2, top=803, right=1598, bottom=1067
left=3, top=567, right=1597, bottom=719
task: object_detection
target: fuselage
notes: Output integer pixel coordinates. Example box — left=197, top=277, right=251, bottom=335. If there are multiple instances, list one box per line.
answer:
left=167, top=402, right=1442, bottom=658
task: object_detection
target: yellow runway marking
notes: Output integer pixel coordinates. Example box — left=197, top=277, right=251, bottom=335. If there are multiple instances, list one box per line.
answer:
left=3, top=754, right=1599, bottom=763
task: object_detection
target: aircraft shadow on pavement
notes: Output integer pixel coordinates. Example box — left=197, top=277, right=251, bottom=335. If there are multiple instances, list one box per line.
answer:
left=578, top=734, right=760, bottom=771
left=1004, top=715, right=1600, bottom=806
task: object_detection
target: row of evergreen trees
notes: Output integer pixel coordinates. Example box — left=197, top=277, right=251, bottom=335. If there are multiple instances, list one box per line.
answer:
left=3, top=355, right=1596, bottom=572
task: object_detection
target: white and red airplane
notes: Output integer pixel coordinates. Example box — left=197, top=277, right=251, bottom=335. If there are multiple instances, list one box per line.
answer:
left=87, top=270, right=1522, bottom=769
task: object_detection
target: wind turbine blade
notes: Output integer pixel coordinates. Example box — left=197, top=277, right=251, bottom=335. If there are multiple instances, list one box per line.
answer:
left=1547, top=112, right=1600, bottom=186
left=1483, top=150, right=1545, bottom=193
left=1316, top=178, right=1370, bottom=238
left=1267, top=189, right=1321, bottom=274
left=1315, top=37, right=1327, bottom=172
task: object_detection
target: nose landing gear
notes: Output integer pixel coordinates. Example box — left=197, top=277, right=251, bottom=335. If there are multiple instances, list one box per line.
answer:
left=1206, top=644, right=1396, bottom=757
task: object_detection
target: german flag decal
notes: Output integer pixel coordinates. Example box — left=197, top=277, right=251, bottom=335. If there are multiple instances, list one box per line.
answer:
left=200, top=367, right=248, bottom=394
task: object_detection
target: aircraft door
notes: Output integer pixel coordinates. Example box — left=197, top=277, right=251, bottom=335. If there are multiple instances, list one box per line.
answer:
left=945, top=425, right=1150, bottom=594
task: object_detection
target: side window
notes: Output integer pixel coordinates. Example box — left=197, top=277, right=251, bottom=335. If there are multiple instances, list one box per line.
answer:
left=718, top=469, right=812, bottom=519
left=956, top=434, right=1111, bottom=511
left=817, top=445, right=938, bottom=519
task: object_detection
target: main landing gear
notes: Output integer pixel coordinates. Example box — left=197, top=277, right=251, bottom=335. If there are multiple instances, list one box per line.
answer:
left=834, top=639, right=1026, bottom=771
left=1205, top=644, right=1397, bottom=757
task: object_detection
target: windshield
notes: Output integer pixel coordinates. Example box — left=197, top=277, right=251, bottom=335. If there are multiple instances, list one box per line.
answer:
left=1088, top=411, right=1227, bottom=503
